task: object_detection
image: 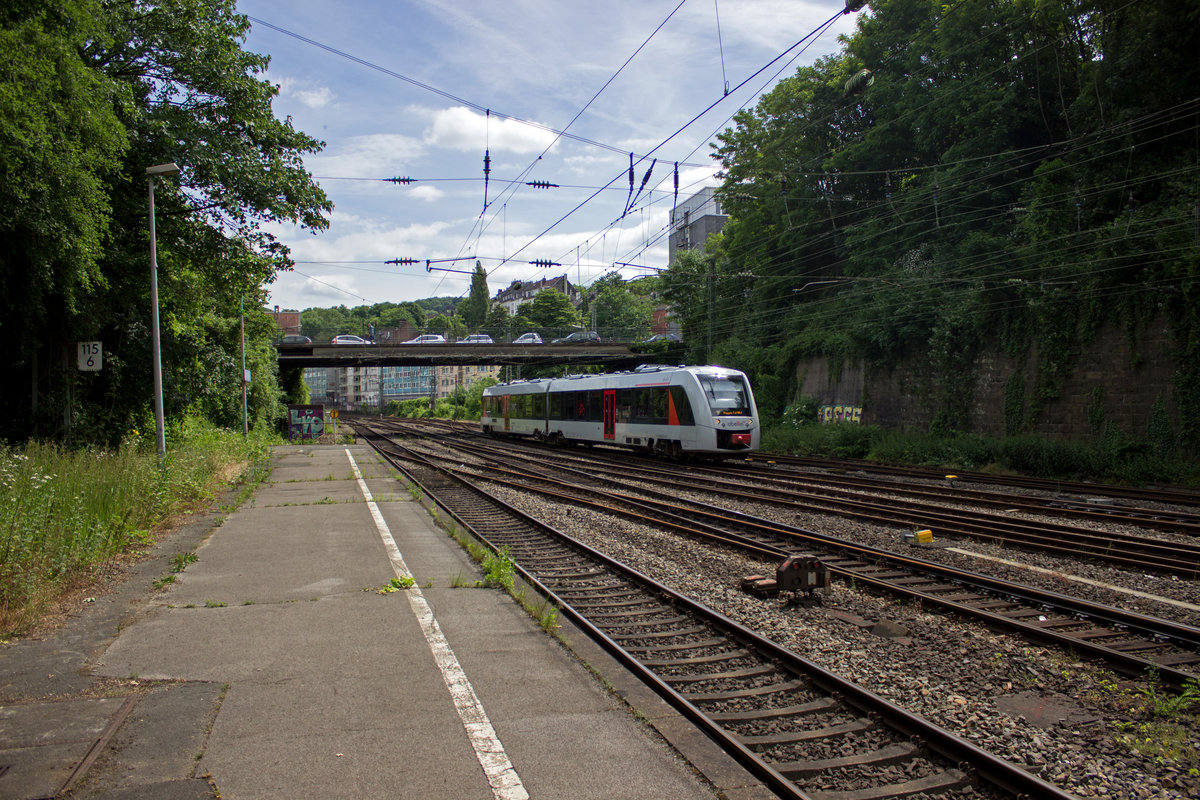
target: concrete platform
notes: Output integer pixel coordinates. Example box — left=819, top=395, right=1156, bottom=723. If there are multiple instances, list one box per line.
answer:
left=0, top=444, right=772, bottom=800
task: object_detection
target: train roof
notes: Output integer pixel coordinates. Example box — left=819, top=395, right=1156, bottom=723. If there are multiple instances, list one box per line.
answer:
left=485, top=364, right=745, bottom=392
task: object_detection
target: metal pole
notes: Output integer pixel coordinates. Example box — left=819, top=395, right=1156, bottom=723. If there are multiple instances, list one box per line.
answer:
left=148, top=176, right=166, bottom=461
left=240, top=296, right=248, bottom=436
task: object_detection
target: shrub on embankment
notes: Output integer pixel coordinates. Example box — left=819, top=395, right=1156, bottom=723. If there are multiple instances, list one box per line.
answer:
left=761, top=422, right=1200, bottom=488
left=0, top=419, right=275, bottom=635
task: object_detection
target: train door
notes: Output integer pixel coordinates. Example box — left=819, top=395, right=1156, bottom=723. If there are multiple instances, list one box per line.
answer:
left=503, top=395, right=511, bottom=431
left=602, top=389, right=615, bottom=440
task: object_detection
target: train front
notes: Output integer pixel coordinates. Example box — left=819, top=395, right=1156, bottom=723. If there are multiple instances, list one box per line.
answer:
left=690, top=367, right=760, bottom=455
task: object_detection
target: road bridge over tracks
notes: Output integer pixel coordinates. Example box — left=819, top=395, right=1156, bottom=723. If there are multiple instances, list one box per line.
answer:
left=275, top=342, right=651, bottom=370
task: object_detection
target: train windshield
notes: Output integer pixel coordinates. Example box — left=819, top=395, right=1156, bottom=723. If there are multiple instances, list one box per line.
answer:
left=698, top=373, right=752, bottom=416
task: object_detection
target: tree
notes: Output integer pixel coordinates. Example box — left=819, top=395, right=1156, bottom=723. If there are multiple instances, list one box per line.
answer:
left=0, top=0, right=128, bottom=361
left=462, top=261, right=490, bottom=330
left=699, top=0, right=1200, bottom=443
left=3, top=0, right=332, bottom=444
left=521, top=289, right=580, bottom=330
left=590, top=272, right=652, bottom=337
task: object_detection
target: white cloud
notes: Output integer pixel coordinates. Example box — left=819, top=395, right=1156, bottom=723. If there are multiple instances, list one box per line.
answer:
left=276, top=77, right=336, bottom=109
left=424, top=106, right=558, bottom=155
left=306, top=133, right=426, bottom=177
left=408, top=184, right=445, bottom=203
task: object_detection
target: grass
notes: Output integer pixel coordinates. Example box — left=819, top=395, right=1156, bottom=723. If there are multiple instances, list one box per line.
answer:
left=0, top=418, right=276, bottom=635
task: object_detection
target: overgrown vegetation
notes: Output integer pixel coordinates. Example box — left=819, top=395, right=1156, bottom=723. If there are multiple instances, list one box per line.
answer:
left=3, top=1, right=332, bottom=445
left=0, top=419, right=275, bottom=634
left=663, top=0, right=1199, bottom=452
left=763, top=412, right=1200, bottom=487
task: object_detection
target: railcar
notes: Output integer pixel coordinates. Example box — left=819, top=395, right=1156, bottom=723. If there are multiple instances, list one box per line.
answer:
left=481, top=365, right=759, bottom=458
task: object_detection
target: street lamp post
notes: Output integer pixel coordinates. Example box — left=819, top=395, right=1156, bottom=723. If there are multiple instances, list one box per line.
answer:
left=147, top=161, right=181, bottom=461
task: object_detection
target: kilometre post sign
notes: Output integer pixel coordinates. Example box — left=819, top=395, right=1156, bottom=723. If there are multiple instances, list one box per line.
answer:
left=78, top=341, right=102, bottom=371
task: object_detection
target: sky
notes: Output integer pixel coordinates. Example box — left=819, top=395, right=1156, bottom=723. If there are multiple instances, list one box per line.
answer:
left=236, top=1, right=863, bottom=312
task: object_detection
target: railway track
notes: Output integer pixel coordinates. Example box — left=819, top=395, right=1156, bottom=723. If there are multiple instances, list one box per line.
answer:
left=426, top=427, right=1200, bottom=579
left=386, top=430, right=1200, bottom=690
left=357, top=427, right=1074, bottom=800
left=410, top=417, right=1200, bottom=530
left=758, top=453, right=1200, bottom=512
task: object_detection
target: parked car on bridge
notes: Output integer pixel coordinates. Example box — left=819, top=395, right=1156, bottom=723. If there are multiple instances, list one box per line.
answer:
left=278, top=334, right=312, bottom=345
left=331, top=334, right=369, bottom=345
left=402, top=334, right=447, bottom=344
left=642, top=333, right=681, bottom=344
left=458, top=334, right=494, bottom=344
left=551, top=330, right=601, bottom=344
left=512, top=332, right=543, bottom=344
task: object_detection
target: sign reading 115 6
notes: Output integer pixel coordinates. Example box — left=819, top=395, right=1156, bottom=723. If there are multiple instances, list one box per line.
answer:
left=78, top=341, right=102, bottom=371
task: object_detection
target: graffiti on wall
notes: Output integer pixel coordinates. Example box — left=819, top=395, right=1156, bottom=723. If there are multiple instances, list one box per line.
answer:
left=288, top=404, right=325, bottom=440
left=820, top=405, right=862, bottom=424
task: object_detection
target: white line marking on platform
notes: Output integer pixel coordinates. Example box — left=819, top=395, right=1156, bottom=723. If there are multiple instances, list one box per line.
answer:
left=347, top=449, right=529, bottom=800
left=945, top=547, right=1200, bottom=613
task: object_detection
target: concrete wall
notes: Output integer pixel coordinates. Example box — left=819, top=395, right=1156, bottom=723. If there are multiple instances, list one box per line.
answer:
left=796, top=318, right=1178, bottom=440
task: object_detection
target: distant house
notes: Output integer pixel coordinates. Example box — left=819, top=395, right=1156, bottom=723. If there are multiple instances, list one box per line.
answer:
left=268, top=306, right=301, bottom=336
left=668, top=187, right=727, bottom=265
left=493, top=275, right=580, bottom=315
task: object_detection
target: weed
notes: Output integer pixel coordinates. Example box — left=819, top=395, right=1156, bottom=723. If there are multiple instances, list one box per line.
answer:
left=1141, top=669, right=1200, bottom=719
left=537, top=602, right=560, bottom=633
left=152, top=575, right=176, bottom=590
left=170, top=551, right=198, bottom=573
left=481, top=547, right=516, bottom=592
left=204, top=600, right=227, bottom=608
left=314, top=496, right=338, bottom=505
left=370, top=576, right=415, bottom=594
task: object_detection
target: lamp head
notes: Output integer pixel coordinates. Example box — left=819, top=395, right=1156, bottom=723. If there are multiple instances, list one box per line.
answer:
left=146, top=162, right=181, bottom=178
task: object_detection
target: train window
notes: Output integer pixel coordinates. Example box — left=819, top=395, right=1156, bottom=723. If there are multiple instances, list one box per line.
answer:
left=698, top=374, right=751, bottom=416
left=669, top=386, right=695, bottom=425
left=651, top=387, right=669, bottom=422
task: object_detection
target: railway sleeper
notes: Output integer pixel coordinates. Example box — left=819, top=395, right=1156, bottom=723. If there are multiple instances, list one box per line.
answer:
left=708, top=697, right=838, bottom=722
left=621, top=637, right=727, bottom=654
left=594, top=615, right=691, bottom=630
left=740, top=717, right=874, bottom=747
left=585, top=606, right=675, bottom=620
left=664, top=664, right=779, bottom=683
left=683, top=678, right=807, bottom=702
left=1151, top=652, right=1200, bottom=667
left=803, top=767, right=969, bottom=800
left=608, top=625, right=707, bottom=641
left=640, top=649, right=752, bottom=667
left=774, top=742, right=919, bottom=777
left=568, top=597, right=662, bottom=610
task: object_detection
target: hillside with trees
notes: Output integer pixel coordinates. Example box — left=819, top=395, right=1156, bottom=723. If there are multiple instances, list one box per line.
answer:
left=664, top=0, right=1199, bottom=451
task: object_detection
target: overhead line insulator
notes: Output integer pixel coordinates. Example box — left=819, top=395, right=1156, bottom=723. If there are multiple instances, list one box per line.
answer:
left=530, top=259, right=561, bottom=268
left=385, top=176, right=416, bottom=184
left=526, top=180, right=559, bottom=189
left=386, top=258, right=419, bottom=265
